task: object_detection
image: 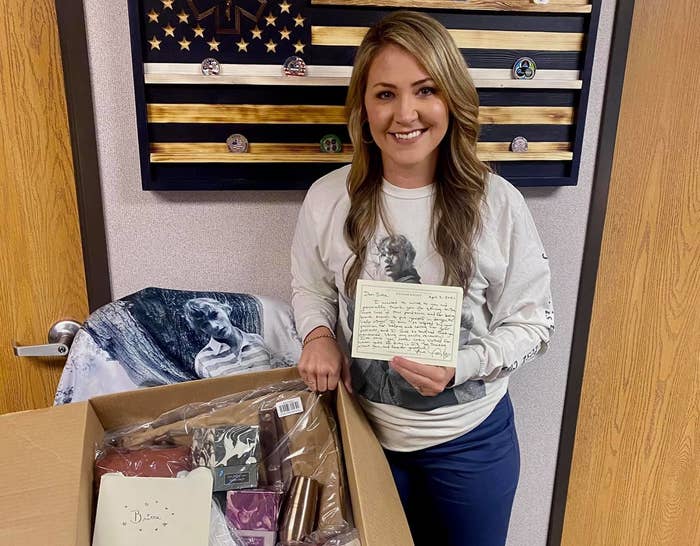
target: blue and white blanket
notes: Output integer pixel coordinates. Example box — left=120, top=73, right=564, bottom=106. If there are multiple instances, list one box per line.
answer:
left=55, top=287, right=301, bottom=404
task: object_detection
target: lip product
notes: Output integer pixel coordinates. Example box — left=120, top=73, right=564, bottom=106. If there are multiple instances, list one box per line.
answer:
left=191, top=425, right=260, bottom=491
left=278, top=476, right=320, bottom=544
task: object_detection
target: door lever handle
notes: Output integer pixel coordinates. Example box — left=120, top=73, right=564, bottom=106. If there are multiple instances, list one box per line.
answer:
left=13, top=320, right=82, bottom=357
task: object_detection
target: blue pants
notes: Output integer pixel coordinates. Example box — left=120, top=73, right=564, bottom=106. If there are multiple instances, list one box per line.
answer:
left=384, top=392, right=520, bottom=546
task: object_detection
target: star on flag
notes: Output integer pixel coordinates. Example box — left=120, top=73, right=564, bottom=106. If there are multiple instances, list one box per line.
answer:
left=148, top=36, right=162, bottom=50
left=143, top=1, right=308, bottom=60
left=236, top=38, right=249, bottom=52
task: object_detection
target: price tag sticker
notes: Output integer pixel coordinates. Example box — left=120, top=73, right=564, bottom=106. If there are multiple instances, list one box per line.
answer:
left=275, top=397, right=304, bottom=418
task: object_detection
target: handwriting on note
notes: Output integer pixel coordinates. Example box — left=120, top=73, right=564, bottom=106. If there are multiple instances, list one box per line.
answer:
left=351, top=280, right=463, bottom=367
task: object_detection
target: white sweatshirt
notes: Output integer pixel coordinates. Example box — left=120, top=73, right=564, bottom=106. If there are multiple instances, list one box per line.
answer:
left=291, top=165, right=554, bottom=451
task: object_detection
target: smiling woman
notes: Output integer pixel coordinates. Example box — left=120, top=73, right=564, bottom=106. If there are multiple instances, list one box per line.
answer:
left=363, top=44, right=449, bottom=188
left=342, top=10, right=487, bottom=299
left=290, top=11, right=554, bottom=546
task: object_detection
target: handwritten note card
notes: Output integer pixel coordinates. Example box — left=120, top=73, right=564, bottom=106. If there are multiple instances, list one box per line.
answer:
left=351, top=279, right=463, bottom=367
left=92, top=467, right=213, bottom=546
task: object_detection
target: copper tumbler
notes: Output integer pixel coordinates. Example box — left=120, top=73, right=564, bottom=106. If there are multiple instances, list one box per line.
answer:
left=279, top=475, right=320, bottom=543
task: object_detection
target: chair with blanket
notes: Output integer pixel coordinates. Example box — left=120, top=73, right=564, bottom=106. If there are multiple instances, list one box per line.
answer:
left=55, top=287, right=302, bottom=404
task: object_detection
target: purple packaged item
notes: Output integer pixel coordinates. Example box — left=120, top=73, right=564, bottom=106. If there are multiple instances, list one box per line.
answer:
left=226, top=489, right=282, bottom=546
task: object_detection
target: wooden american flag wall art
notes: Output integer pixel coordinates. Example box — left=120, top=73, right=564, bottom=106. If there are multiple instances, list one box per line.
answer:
left=127, top=0, right=602, bottom=190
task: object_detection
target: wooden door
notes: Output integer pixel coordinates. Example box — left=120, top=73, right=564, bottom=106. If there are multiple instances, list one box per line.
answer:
left=0, top=1, right=89, bottom=413
left=561, top=0, right=700, bottom=544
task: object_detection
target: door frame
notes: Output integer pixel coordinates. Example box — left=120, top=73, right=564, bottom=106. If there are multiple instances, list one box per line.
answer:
left=55, top=0, right=111, bottom=311
left=546, top=1, right=636, bottom=544
left=54, top=1, right=638, bottom=544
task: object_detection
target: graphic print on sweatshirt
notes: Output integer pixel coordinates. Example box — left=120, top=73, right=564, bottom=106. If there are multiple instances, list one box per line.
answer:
left=345, top=234, right=486, bottom=411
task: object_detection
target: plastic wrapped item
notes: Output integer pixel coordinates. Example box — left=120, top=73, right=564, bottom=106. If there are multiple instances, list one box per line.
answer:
left=319, top=528, right=361, bottom=546
left=193, top=424, right=261, bottom=491
left=227, top=489, right=282, bottom=545
left=94, top=444, right=193, bottom=489
left=210, top=497, right=246, bottom=546
left=279, top=476, right=319, bottom=544
left=97, top=380, right=350, bottom=544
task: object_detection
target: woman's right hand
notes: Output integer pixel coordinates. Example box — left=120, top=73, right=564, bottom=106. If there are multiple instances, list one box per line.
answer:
left=298, top=327, right=351, bottom=393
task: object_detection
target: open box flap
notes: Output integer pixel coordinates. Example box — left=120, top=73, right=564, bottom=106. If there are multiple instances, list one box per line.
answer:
left=0, top=402, right=104, bottom=545
left=336, top=383, right=413, bottom=546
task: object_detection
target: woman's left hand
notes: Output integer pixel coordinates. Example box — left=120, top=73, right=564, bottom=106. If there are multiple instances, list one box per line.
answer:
left=389, top=356, right=456, bottom=396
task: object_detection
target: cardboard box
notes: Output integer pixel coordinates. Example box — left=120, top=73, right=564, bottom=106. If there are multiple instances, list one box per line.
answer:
left=0, top=368, right=412, bottom=546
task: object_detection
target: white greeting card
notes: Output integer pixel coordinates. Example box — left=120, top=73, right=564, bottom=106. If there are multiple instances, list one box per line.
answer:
left=351, top=279, right=463, bottom=367
left=92, top=467, right=213, bottom=546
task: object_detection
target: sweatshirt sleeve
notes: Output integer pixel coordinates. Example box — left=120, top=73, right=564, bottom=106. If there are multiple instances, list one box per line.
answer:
left=452, top=196, right=555, bottom=386
left=290, top=192, right=339, bottom=341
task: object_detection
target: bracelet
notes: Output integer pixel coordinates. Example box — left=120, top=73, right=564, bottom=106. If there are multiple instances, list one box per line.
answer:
left=302, top=333, right=336, bottom=348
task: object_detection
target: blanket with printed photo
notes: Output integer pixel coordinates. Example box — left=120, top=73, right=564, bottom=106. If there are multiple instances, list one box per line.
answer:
left=55, top=287, right=301, bottom=404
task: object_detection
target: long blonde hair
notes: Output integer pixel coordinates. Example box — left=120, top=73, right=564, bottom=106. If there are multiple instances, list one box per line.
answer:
left=343, top=11, right=490, bottom=297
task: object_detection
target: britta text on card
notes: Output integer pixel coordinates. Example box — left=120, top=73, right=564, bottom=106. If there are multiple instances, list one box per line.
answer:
left=92, top=467, right=213, bottom=546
